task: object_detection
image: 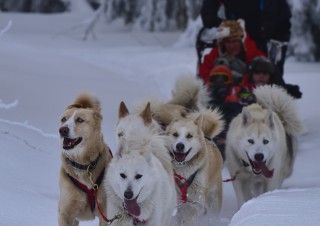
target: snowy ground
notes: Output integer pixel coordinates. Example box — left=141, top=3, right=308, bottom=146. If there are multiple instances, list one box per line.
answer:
left=1, top=12, right=320, bottom=226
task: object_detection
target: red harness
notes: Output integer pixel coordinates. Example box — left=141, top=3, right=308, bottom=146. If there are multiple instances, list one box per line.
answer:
left=67, top=168, right=105, bottom=212
left=174, top=170, right=199, bottom=203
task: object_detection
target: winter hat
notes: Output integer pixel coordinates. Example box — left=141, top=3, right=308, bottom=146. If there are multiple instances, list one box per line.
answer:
left=216, top=19, right=245, bottom=42
left=249, top=58, right=274, bottom=75
left=209, top=65, right=233, bottom=85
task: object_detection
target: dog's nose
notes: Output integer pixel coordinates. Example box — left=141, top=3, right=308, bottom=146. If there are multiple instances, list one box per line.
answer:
left=59, top=126, right=69, bottom=137
left=254, top=153, right=264, bottom=162
left=124, top=190, right=133, bottom=199
left=176, top=143, right=185, bottom=152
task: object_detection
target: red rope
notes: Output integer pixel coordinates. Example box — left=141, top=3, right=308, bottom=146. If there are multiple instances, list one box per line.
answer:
left=223, top=167, right=244, bottom=182
left=93, top=188, right=121, bottom=224
left=174, top=172, right=188, bottom=203
left=222, top=177, right=236, bottom=182
left=94, top=189, right=111, bottom=222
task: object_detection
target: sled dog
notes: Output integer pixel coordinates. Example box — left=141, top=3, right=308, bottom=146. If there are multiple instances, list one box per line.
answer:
left=58, top=93, right=112, bottom=226
left=134, top=75, right=210, bottom=129
left=117, top=101, right=173, bottom=175
left=166, top=109, right=224, bottom=225
left=104, top=138, right=177, bottom=226
left=225, top=85, right=304, bottom=207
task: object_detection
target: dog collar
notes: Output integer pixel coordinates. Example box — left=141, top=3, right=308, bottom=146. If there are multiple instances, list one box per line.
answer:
left=173, top=160, right=189, bottom=167
left=65, top=154, right=101, bottom=171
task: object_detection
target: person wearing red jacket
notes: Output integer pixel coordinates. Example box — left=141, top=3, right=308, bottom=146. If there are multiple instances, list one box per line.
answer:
left=199, top=19, right=266, bottom=85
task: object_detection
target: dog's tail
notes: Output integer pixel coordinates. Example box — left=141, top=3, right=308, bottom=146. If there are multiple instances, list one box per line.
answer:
left=168, top=75, right=210, bottom=111
left=253, top=85, right=304, bottom=136
left=188, top=108, right=225, bottom=138
left=69, top=92, right=101, bottom=111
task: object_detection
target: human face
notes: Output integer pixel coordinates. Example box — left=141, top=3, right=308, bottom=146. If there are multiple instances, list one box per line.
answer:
left=224, top=38, right=242, bottom=56
left=252, top=72, right=270, bottom=86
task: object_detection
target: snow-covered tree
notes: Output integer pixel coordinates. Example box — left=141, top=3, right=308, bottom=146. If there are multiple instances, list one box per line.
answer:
left=288, top=0, right=320, bottom=61
left=0, top=0, right=67, bottom=13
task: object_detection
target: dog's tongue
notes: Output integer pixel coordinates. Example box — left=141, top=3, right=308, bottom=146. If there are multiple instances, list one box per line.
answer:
left=254, top=161, right=274, bottom=178
left=174, top=153, right=186, bottom=162
left=124, top=198, right=141, bottom=216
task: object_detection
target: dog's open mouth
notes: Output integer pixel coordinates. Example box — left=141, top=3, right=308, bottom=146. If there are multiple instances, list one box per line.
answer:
left=62, top=137, right=82, bottom=150
left=173, top=148, right=191, bottom=163
left=248, top=158, right=274, bottom=178
left=124, top=196, right=140, bottom=216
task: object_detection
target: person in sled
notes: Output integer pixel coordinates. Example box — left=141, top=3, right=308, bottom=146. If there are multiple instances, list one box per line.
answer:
left=199, top=19, right=266, bottom=86
left=200, top=0, right=291, bottom=76
left=200, top=0, right=302, bottom=99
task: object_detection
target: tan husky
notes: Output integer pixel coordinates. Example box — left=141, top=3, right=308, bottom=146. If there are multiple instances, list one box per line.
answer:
left=166, top=109, right=224, bottom=226
left=58, top=93, right=112, bottom=226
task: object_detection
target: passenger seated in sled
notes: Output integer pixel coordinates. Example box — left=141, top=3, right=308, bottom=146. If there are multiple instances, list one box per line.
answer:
left=198, top=19, right=266, bottom=85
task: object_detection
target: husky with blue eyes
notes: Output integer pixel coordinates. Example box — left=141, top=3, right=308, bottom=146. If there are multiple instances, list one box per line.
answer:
left=225, top=85, right=304, bottom=207
left=58, top=93, right=112, bottom=226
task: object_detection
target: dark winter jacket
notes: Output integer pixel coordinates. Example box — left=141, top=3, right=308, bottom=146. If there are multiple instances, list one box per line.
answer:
left=200, top=0, right=292, bottom=53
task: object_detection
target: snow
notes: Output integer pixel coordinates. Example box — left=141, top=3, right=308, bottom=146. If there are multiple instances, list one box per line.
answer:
left=1, top=12, right=320, bottom=226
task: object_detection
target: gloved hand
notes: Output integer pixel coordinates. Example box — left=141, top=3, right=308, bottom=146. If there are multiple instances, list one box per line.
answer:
left=210, top=84, right=229, bottom=102
left=261, top=20, right=275, bottom=40
left=238, top=91, right=256, bottom=106
left=285, top=84, right=302, bottom=99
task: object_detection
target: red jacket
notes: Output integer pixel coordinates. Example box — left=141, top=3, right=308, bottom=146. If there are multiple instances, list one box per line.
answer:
left=199, top=35, right=266, bottom=83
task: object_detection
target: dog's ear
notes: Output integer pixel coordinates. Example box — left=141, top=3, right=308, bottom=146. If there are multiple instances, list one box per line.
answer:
left=265, top=110, right=275, bottom=129
left=195, top=115, right=204, bottom=129
left=140, top=102, right=152, bottom=125
left=93, top=111, right=102, bottom=122
left=242, top=107, right=251, bottom=126
left=116, top=142, right=125, bottom=159
left=119, top=101, right=129, bottom=119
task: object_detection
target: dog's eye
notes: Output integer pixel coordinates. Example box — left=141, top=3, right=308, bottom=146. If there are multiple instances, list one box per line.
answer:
left=61, top=117, right=66, bottom=123
left=173, top=132, right=178, bottom=137
left=76, top=117, right=84, bottom=123
left=135, top=174, right=143, bottom=180
left=186, top=133, right=193, bottom=139
left=118, top=132, right=124, bottom=137
left=120, top=173, right=127, bottom=179
left=263, top=139, right=269, bottom=145
left=248, top=139, right=254, bottom=144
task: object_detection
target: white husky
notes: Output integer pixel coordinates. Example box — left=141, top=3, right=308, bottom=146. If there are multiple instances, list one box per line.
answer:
left=116, top=101, right=173, bottom=175
left=104, top=138, right=176, bottom=226
left=107, top=101, right=176, bottom=225
left=225, top=85, right=304, bottom=207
